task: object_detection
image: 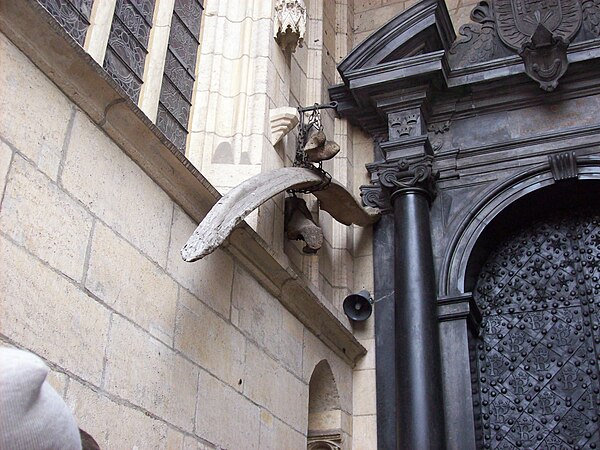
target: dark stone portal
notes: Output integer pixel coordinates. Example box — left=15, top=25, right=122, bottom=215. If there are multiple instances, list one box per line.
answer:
left=474, top=210, right=600, bottom=449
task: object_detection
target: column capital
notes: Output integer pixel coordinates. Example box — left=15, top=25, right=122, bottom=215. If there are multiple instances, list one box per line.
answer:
left=361, top=156, right=438, bottom=209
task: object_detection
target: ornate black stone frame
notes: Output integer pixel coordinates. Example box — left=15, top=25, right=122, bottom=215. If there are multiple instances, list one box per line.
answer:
left=330, top=0, right=600, bottom=447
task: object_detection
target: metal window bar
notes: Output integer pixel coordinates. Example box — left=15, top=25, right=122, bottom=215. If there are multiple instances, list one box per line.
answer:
left=37, top=0, right=93, bottom=45
left=157, top=0, right=203, bottom=151
left=103, top=0, right=155, bottom=102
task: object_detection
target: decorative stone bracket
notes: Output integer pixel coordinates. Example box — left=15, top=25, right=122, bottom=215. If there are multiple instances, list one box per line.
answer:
left=270, top=107, right=299, bottom=145
left=274, top=0, right=307, bottom=53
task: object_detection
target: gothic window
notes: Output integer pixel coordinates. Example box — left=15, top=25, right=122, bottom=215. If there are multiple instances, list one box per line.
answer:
left=156, top=0, right=203, bottom=151
left=103, top=0, right=156, bottom=102
left=473, top=210, right=600, bottom=449
left=37, top=0, right=94, bottom=45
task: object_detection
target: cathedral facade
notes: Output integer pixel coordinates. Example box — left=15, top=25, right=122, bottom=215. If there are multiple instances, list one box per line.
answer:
left=1, top=0, right=599, bottom=448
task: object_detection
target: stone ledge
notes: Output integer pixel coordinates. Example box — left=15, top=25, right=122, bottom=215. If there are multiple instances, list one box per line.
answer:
left=0, top=0, right=365, bottom=365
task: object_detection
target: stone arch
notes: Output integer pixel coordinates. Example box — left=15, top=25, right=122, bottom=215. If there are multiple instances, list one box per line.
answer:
left=439, top=157, right=600, bottom=296
left=307, top=360, right=342, bottom=449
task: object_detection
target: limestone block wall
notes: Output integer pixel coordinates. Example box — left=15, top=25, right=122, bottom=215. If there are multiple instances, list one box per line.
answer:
left=0, top=31, right=356, bottom=449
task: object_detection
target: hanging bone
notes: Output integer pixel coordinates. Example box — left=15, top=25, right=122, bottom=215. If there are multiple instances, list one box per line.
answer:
left=284, top=196, right=323, bottom=254
left=303, top=129, right=340, bottom=163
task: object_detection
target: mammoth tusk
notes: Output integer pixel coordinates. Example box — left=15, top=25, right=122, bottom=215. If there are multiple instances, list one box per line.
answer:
left=181, top=167, right=380, bottom=262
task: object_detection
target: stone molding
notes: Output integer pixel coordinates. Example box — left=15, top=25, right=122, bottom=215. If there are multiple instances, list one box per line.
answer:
left=307, top=433, right=342, bottom=450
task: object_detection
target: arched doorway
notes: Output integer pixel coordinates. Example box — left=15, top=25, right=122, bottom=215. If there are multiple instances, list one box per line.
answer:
left=473, top=208, right=600, bottom=449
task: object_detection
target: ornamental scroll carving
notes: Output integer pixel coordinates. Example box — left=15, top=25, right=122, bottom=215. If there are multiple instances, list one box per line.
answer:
left=274, top=0, right=307, bottom=53
left=448, top=0, right=600, bottom=90
left=360, top=157, right=439, bottom=211
left=378, top=157, right=438, bottom=200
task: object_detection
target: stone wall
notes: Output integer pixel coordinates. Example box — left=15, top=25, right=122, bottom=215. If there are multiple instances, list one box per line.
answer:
left=353, top=0, right=479, bottom=46
left=0, top=30, right=356, bottom=449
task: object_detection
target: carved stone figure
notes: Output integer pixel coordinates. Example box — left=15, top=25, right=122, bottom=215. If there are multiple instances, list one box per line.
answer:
left=274, top=0, right=307, bottom=53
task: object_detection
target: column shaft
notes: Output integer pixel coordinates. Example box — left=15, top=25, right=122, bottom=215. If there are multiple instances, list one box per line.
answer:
left=393, top=191, right=445, bottom=449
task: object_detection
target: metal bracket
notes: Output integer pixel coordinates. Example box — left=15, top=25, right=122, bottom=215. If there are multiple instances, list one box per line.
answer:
left=288, top=101, right=338, bottom=195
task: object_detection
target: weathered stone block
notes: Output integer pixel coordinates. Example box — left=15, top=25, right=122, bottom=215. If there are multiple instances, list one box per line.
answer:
left=86, top=223, right=178, bottom=345
left=259, top=409, right=306, bottom=450
left=0, top=236, right=110, bottom=384
left=353, top=369, right=377, bottom=416
left=166, top=205, right=233, bottom=318
left=355, top=338, right=376, bottom=370
left=182, top=435, right=216, bottom=450
left=354, top=0, right=383, bottom=13
left=47, top=369, right=68, bottom=397
left=243, top=343, right=308, bottom=432
left=175, top=289, right=246, bottom=389
left=354, top=254, right=374, bottom=293
left=66, top=380, right=169, bottom=448
left=0, top=34, right=71, bottom=181
left=61, top=111, right=173, bottom=267
left=0, top=155, right=93, bottom=281
left=104, top=315, right=198, bottom=431
left=0, top=140, right=11, bottom=196
left=196, top=369, right=260, bottom=450
left=232, top=266, right=304, bottom=376
left=353, top=414, right=378, bottom=450
left=165, top=428, right=185, bottom=450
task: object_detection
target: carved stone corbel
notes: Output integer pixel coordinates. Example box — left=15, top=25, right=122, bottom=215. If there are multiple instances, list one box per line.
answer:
left=274, top=0, right=307, bottom=53
left=270, top=107, right=299, bottom=145
left=549, top=150, right=578, bottom=181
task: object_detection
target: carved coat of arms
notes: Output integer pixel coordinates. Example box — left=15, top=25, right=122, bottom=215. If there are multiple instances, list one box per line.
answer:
left=449, top=0, right=590, bottom=91
left=495, top=0, right=583, bottom=90
left=494, top=0, right=582, bottom=50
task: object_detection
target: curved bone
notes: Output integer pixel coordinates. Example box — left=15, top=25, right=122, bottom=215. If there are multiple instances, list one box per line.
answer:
left=314, top=180, right=380, bottom=227
left=181, top=167, right=380, bottom=262
left=182, top=168, right=322, bottom=262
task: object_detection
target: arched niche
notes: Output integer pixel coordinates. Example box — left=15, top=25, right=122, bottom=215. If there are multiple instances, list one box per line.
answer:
left=307, top=360, right=342, bottom=450
left=440, top=159, right=600, bottom=296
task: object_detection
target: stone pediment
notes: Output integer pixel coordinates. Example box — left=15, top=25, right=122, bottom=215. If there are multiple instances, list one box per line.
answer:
left=338, top=0, right=455, bottom=81
left=331, top=0, right=455, bottom=138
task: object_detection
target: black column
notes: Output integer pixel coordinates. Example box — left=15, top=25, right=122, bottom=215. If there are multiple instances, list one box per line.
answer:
left=392, top=189, right=445, bottom=449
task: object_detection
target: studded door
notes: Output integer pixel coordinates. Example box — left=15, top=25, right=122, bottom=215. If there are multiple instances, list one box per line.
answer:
left=474, top=210, right=600, bottom=449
